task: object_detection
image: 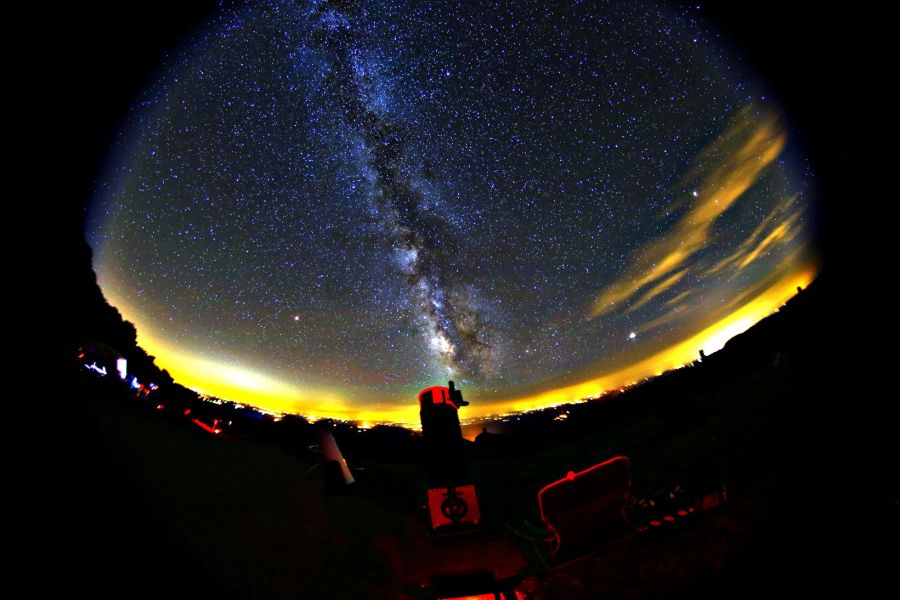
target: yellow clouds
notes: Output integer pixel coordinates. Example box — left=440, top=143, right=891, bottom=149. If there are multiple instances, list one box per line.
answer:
left=704, top=194, right=804, bottom=276
left=626, top=269, right=687, bottom=313
left=589, top=105, right=787, bottom=319
left=474, top=265, right=816, bottom=419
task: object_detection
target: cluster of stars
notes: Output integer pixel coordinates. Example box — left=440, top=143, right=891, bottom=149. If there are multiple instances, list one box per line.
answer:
left=88, top=0, right=816, bottom=416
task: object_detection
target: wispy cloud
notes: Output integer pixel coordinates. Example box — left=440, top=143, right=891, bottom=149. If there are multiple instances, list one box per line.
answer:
left=703, top=194, right=803, bottom=277
left=636, top=303, right=689, bottom=335
left=665, top=288, right=695, bottom=307
left=625, top=269, right=687, bottom=314
left=589, top=105, right=787, bottom=319
left=635, top=247, right=811, bottom=338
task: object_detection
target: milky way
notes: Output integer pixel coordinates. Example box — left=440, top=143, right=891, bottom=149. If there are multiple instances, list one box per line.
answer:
left=88, top=0, right=817, bottom=421
left=309, top=1, right=495, bottom=378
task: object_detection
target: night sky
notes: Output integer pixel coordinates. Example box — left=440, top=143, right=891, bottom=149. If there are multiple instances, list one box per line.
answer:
left=86, top=0, right=818, bottom=423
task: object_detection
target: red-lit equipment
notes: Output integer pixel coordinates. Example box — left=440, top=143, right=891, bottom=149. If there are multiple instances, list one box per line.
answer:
left=538, top=456, right=635, bottom=559
left=419, top=381, right=481, bottom=532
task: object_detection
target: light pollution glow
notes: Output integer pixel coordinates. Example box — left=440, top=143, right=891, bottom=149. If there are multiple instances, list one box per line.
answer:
left=589, top=106, right=788, bottom=319
left=95, top=106, right=819, bottom=426
left=110, top=263, right=817, bottom=426
left=89, top=4, right=820, bottom=428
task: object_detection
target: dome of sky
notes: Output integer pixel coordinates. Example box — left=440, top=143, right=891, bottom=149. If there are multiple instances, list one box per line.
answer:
left=88, top=0, right=818, bottom=424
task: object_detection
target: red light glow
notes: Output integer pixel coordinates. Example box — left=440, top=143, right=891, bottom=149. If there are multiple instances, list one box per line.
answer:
left=538, top=456, right=633, bottom=558
left=191, top=418, right=222, bottom=435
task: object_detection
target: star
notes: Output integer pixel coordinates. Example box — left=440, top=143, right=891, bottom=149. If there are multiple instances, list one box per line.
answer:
left=86, top=0, right=817, bottom=421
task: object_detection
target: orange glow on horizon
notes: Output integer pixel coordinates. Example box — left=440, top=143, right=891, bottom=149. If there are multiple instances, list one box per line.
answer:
left=470, top=264, right=817, bottom=418
left=128, top=262, right=818, bottom=427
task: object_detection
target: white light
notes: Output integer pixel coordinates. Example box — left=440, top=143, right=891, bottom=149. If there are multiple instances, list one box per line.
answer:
left=84, top=362, right=107, bottom=376
left=397, top=247, right=418, bottom=270
left=430, top=332, right=453, bottom=354
left=116, top=357, right=128, bottom=380
left=628, top=332, right=636, bottom=340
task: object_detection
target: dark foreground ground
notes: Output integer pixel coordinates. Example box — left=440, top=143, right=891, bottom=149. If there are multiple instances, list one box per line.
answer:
left=18, top=276, right=895, bottom=598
